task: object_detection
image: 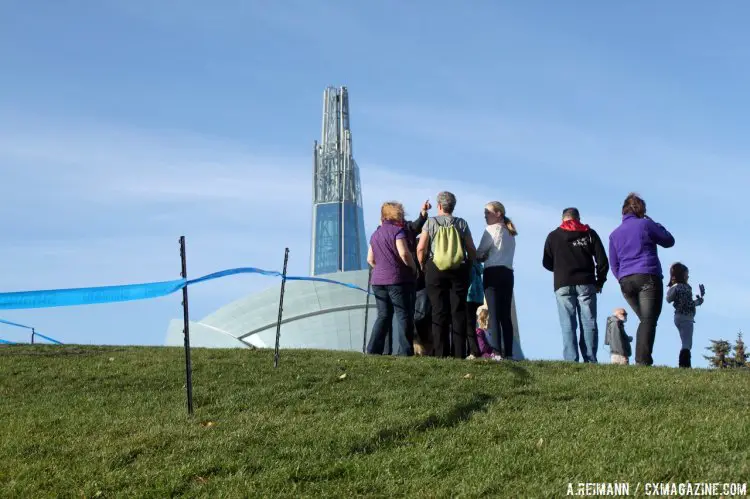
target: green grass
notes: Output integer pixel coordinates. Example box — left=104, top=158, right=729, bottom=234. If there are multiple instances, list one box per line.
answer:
left=1, top=345, right=749, bottom=498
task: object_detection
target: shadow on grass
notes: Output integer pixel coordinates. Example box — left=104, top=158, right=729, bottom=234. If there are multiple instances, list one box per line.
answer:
left=348, top=392, right=496, bottom=456
left=506, top=362, right=531, bottom=387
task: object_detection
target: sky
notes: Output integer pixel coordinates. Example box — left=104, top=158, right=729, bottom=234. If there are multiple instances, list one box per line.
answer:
left=1, top=0, right=748, bottom=367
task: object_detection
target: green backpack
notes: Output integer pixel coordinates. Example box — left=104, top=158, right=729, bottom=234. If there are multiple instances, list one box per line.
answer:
left=432, top=219, right=465, bottom=271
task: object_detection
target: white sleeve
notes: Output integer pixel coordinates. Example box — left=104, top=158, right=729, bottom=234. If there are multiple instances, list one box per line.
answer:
left=476, top=228, right=493, bottom=261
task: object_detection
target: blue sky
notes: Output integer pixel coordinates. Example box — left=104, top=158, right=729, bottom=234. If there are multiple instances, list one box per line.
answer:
left=1, top=1, right=747, bottom=367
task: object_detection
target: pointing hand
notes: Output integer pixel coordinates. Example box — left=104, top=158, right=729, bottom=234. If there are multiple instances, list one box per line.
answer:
left=421, top=199, right=432, bottom=214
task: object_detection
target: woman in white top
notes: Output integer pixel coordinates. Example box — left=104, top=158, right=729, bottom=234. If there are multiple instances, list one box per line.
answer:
left=476, top=201, right=517, bottom=359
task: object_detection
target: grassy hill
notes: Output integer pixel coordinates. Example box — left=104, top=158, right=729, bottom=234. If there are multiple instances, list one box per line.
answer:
left=1, top=345, right=749, bottom=498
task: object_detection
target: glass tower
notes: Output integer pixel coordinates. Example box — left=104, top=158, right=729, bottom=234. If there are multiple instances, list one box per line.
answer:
left=310, top=86, right=368, bottom=276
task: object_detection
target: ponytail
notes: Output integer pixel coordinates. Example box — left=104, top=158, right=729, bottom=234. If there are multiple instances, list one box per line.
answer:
left=486, top=201, right=518, bottom=236
left=504, top=216, right=518, bottom=236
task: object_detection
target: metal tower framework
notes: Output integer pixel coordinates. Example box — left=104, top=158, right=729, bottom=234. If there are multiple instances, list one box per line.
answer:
left=310, top=86, right=368, bottom=276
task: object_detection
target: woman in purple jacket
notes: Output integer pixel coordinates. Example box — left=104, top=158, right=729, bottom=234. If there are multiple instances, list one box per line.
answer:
left=366, top=202, right=418, bottom=356
left=608, top=193, right=675, bottom=366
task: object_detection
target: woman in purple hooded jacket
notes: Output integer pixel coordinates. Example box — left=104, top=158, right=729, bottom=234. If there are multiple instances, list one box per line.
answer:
left=608, top=193, right=675, bottom=366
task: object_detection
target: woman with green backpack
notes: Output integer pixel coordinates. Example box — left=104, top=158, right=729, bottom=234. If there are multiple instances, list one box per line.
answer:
left=416, top=191, right=479, bottom=358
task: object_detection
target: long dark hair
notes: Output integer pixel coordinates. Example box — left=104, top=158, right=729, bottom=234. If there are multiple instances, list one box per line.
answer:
left=669, top=262, right=688, bottom=286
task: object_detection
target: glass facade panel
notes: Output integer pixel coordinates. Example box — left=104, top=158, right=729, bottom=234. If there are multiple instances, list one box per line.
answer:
left=313, top=203, right=340, bottom=275
left=313, top=202, right=367, bottom=275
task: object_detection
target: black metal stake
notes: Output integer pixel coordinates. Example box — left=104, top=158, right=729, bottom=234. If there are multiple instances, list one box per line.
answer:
left=31, top=328, right=35, bottom=345
left=362, top=266, right=372, bottom=353
left=179, top=236, right=194, bottom=416
left=273, top=248, right=290, bottom=368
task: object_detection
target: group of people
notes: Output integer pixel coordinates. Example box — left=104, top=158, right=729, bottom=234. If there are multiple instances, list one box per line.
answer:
left=365, top=191, right=705, bottom=368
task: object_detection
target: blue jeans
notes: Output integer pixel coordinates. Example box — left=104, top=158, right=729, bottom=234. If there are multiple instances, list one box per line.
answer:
left=367, top=283, right=415, bottom=356
left=555, top=284, right=598, bottom=362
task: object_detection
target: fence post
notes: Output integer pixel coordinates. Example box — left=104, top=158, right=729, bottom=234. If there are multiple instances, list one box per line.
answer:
left=31, top=328, right=35, bottom=345
left=179, top=236, right=194, bottom=416
left=362, top=266, right=372, bottom=353
left=273, top=248, right=290, bottom=368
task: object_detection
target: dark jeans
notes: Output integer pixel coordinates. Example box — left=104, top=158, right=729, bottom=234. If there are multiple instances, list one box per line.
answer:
left=466, top=301, right=482, bottom=356
left=367, top=283, right=415, bottom=356
left=619, top=273, right=663, bottom=366
left=484, top=265, right=514, bottom=358
left=424, top=261, right=475, bottom=358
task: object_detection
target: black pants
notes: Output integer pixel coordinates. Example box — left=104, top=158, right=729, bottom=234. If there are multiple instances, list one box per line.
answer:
left=619, top=273, right=663, bottom=366
left=425, top=261, right=474, bottom=358
left=484, top=266, right=514, bottom=358
left=414, top=288, right=432, bottom=347
left=466, top=301, right=482, bottom=357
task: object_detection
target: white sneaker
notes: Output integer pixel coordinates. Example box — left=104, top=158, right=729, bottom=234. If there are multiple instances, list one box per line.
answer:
left=491, top=354, right=504, bottom=362
left=466, top=354, right=477, bottom=360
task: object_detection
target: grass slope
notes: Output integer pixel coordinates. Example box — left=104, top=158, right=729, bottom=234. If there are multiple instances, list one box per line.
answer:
left=1, top=345, right=749, bottom=498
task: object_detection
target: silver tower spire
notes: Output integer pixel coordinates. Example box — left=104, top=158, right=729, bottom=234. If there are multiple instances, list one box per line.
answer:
left=310, top=86, right=368, bottom=276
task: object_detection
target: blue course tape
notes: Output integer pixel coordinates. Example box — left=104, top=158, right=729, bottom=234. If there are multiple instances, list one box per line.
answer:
left=186, top=267, right=282, bottom=286
left=0, top=266, right=372, bottom=311
left=0, top=279, right=187, bottom=310
left=0, top=317, right=33, bottom=329
left=0, top=317, right=64, bottom=344
left=286, top=275, right=372, bottom=294
left=0, top=338, right=16, bottom=345
left=33, top=332, right=63, bottom=345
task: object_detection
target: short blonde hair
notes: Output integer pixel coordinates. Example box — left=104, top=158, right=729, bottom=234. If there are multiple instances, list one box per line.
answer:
left=380, top=202, right=405, bottom=223
left=477, top=306, right=489, bottom=329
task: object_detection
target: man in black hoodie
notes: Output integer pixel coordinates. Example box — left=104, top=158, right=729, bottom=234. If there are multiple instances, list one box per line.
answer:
left=543, top=207, right=609, bottom=363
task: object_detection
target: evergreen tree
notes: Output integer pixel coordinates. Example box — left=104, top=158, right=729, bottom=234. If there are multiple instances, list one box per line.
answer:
left=704, top=339, right=731, bottom=368
left=732, top=331, right=748, bottom=368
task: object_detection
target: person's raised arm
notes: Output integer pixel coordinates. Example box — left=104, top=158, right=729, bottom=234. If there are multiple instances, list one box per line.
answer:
left=406, top=199, right=430, bottom=234
left=367, top=245, right=376, bottom=268
left=646, top=218, right=675, bottom=248
left=416, top=229, right=429, bottom=268
left=666, top=283, right=677, bottom=303
left=396, top=238, right=417, bottom=274
left=694, top=287, right=705, bottom=307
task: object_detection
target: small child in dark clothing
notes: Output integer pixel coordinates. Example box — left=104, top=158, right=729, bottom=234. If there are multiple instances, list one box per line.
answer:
left=666, top=262, right=705, bottom=368
left=605, top=308, right=632, bottom=365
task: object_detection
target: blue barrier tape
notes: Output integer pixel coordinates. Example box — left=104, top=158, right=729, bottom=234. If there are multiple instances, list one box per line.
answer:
left=0, top=266, right=373, bottom=311
left=0, top=317, right=33, bottom=329
left=286, top=275, right=372, bottom=295
left=186, top=267, right=282, bottom=286
left=33, top=332, right=63, bottom=345
left=0, top=279, right=187, bottom=310
left=0, top=338, right=16, bottom=345
left=0, top=317, right=64, bottom=344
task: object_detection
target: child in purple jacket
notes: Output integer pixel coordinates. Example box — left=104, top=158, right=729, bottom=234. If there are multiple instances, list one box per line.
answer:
left=475, top=306, right=502, bottom=360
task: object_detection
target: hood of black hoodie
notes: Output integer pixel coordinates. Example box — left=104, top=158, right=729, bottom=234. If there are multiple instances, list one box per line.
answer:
left=556, top=226, right=590, bottom=243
